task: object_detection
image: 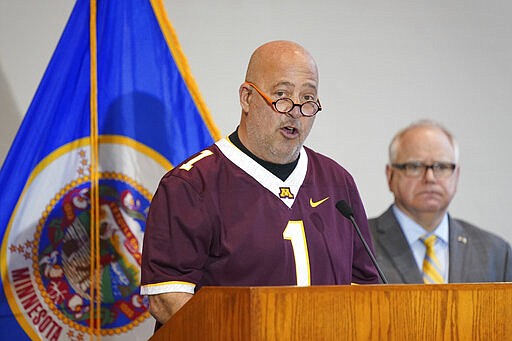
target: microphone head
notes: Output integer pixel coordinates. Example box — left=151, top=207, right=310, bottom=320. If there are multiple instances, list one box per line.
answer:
left=335, top=200, right=354, bottom=219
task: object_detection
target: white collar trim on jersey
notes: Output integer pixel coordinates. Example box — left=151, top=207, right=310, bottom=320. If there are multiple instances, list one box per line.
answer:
left=216, top=137, right=308, bottom=208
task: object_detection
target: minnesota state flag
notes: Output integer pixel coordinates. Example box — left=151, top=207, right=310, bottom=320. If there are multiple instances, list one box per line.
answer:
left=0, top=0, right=220, bottom=340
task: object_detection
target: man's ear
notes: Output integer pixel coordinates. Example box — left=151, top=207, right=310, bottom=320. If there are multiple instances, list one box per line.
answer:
left=239, top=83, right=251, bottom=113
left=385, top=164, right=394, bottom=191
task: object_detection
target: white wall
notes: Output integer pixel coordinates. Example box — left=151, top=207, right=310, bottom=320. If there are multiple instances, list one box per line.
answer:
left=1, top=1, right=511, bottom=244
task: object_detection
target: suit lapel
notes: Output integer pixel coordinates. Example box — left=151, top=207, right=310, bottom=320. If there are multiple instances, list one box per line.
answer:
left=448, top=217, right=468, bottom=282
left=377, top=208, right=424, bottom=283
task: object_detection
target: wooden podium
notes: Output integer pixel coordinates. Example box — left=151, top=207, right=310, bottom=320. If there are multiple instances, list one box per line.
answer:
left=150, top=283, right=512, bottom=340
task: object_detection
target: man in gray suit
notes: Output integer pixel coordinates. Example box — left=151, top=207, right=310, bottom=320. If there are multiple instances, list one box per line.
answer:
left=369, top=120, right=512, bottom=283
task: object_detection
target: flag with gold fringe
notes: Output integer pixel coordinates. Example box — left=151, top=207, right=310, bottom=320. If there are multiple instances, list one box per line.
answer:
left=0, top=0, right=220, bottom=339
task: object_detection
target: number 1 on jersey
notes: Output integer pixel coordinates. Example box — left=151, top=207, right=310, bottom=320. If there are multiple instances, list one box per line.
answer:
left=283, top=220, right=311, bottom=286
left=179, top=150, right=214, bottom=171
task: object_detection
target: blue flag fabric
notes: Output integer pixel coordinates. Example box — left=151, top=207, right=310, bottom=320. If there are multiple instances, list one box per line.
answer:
left=0, top=0, right=220, bottom=339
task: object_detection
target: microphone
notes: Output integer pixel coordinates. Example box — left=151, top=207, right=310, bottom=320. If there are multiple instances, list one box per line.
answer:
left=335, top=200, right=388, bottom=284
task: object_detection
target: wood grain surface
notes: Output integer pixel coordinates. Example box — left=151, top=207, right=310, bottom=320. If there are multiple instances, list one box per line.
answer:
left=150, top=283, right=512, bottom=341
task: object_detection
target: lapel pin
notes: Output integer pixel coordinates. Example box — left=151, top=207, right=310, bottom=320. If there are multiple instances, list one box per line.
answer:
left=457, top=236, right=467, bottom=244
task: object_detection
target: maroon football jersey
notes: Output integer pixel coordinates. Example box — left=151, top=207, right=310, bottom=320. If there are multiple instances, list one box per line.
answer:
left=140, top=138, right=378, bottom=296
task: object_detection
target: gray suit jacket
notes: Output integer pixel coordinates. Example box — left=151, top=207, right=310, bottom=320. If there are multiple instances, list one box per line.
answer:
left=368, top=206, right=512, bottom=283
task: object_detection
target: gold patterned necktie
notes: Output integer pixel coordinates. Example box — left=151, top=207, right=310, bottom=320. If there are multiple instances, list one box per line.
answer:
left=421, top=235, right=444, bottom=284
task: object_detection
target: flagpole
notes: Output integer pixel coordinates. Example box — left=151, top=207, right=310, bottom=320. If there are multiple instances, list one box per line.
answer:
left=89, top=0, right=101, bottom=339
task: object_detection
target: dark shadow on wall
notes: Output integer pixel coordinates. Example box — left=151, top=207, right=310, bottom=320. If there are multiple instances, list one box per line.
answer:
left=0, top=62, right=22, bottom=167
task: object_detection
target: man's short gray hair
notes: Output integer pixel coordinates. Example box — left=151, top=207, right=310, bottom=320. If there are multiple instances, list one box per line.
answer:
left=388, top=119, right=460, bottom=164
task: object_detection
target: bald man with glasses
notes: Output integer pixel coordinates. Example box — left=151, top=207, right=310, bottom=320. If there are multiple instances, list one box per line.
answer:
left=368, top=120, right=512, bottom=284
left=141, top=40, right=379, bottom=329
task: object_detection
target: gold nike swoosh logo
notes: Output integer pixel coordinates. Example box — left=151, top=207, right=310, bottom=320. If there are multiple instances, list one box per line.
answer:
left=309, top=197, right=330, bottom=208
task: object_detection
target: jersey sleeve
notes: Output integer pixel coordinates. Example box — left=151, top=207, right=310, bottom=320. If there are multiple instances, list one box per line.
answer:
left=140, top=171, right=215, bottom=295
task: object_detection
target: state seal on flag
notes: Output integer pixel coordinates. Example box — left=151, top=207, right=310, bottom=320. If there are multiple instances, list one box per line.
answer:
left=3, top=137, right=168, bottom=339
